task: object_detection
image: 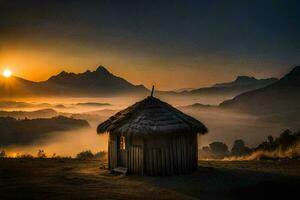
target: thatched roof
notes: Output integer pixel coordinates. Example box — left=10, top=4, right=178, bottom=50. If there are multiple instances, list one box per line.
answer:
left=97, top=96, right=208, bottom=136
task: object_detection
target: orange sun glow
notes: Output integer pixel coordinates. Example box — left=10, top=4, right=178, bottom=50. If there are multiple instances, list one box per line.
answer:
left=2, top=69, right=12, bottom=78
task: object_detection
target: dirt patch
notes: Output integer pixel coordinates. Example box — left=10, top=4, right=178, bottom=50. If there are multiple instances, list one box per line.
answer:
left=0, top=159, right=299, bottom=200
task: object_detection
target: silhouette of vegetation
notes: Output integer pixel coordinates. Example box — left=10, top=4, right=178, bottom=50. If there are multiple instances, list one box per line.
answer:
left=0, top=116, right=89, bottom=146
left=210, top=142, right=229, bottom=155
left=200, top=129, right=300, bottom=160
left=37, top=150, right=47, bottom=158
left=200, top=142, right=230, bottom=159
left=76, top=150, right=94, bottom=160
left=256, top=129, right=300, bottom=152
left=231, top=139, right=252, bottom=156
left=17, top=154, right=34, bottom=159
left=76, top=150, right=108, bottom=160
left=0, top=150, right=7, bottom=158
left=94, top=151, right=107, bottom=161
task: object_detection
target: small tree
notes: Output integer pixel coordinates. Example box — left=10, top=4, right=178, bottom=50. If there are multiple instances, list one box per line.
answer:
left=94, top=151, right=107, bottom=160
left=18, top=154, right=33, bottom=159
left=202, top=146, right=210, bottom=153
left=199, top=146, right=213, bottom=159
left=0, top=150, right=7, bottom=158
left=209, top=142, right=229, bottom=158
left=231, top=139, right=252, bottom=156
left=76, top=150, right=94, bottom=160
left=37, top=149, right=46, bottom=158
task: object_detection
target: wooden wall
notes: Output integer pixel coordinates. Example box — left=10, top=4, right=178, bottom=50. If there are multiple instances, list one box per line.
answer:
left=108, top=133, right=198, bottom=176
left=108, top=134, right=117, bottom=169
left=127, top=136, right=144, bottom=174
left=144, top=133, right=198, bottom=176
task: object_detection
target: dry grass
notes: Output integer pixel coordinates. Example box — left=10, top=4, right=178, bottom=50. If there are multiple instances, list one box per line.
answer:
left=0, top=159, right=300, bottom=200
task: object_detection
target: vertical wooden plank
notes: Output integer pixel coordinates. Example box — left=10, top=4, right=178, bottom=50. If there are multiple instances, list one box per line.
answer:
left=194, top=133, right=197, bottom=170
left=188, top=135, right=192, bottom=172
left=140, top=147, right=143, bottom=175
left=142, top=137, right=145, bottom=175
left=185, top=136, right=189, bottom=172
left=172, top=138, right=177, bottom=174
left=111, top=138, right=115, bottom=168
left=131, top=146, right=133, bottom=173
left=135, top=147, right=138, bottom=174
left=153, top=148, right=157, bottom=175
left=161, top=147, right=166, bottom=176
left=169, top=142, right=174, bottom=175
left=133, top=146, right=136, bottom=173
left=133, top=146, right=136, bottom=174
left=137, top=147, right=140, bottom=174
left=165, top=146, right=168, bottom=175
left=157, top=148, right=161, bottom=175
left=177, top=137, right=182, bottom=174
left=165, top=147, right=170, bottom=176
left=145, top=145, right=148, bottom=175
left=114, top=139, right=116, bottom=168
left=189, top=136, right=192, bottom=171
left=110, top=138, right=113, bottom=169
left=191, top=135, right=195, bottom=170
left=108, top=135, right=111, bottom=169
left=191, top=134, right=193, bottom=171
left=191, top=134, right=195, bottom=171
left=181, top=136, right=184, bottom=173
left=132, top=147, right=134, bottom=172
left=128, top=147, right=130, bottom=173
left=140, top=147, right=142, bottom=175
left=183, top=136, right=187, bottom=173
left=148, top=147, right=153, bottom=175
left=111, top=140, right=114, bottom=168
left=181, top=136, right=185, bottom=173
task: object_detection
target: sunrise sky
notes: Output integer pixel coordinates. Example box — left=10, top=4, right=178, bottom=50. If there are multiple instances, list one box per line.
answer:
left=1, top=0, right=300, bottom=90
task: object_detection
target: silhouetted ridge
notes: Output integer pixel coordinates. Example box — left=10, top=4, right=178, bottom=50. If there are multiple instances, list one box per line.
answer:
left=273, top=65, right=300, bottom=87
left=182, top=75, right=277, bottom=97
left=0, top=66, right=148, bottom=97
left=234, top=76, right=257, bottom=82
left=96, top=65, right=110, bottom=74
left=220, top=65, right=300, bottom=114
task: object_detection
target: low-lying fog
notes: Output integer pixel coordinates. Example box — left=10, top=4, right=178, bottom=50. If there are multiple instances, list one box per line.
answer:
left=0, top=94, right=294, bottom=157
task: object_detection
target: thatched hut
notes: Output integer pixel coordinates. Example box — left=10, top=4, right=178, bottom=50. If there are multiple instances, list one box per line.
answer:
left=97, top=92, right=208, bottom=175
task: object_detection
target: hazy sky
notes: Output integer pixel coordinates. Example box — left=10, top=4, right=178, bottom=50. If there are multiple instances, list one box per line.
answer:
left=1, top=0, right=300, bottom=90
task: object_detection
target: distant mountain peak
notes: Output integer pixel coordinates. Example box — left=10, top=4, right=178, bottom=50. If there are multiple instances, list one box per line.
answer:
left=285, top=65, right=300, bottom=77
left=212, top=75, right=276, bottom=88
left=274, top=65, right=300, bottom=86
left=235, top=76, right=257, bottom=82
left=57, top=70, right=69, bottom=76
left=220, top=65, right=300, bottom=113
left=96, top=65, right=110, bottom=74
left=291, top=65, right=300, bottom=72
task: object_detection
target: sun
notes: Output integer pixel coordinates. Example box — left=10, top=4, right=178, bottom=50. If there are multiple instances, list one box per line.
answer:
left=2, top=69, right=12, bottom=78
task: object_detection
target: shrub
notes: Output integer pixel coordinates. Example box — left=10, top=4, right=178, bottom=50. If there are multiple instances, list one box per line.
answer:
left=209, top=142, right=229, bottom=155
left=76, top=150, right=94, bottom=160
left=37, top=149, right=46, bottom=158
left=0, top=150, right=6, bottom=158
left=231, top=139, right=252, bottom=156
left=94, top=151, right=107, bottom=160
left=17, top=154, right=34, bottom=159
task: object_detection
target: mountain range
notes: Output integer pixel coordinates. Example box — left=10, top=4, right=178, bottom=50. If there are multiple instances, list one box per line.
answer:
left=179, top=76, right=278, bottom=97
left=0, top=66, right=148, bottom=97
left=220, top=66, right=300, bottom=114
left=0, top=65, right=282, bottom=98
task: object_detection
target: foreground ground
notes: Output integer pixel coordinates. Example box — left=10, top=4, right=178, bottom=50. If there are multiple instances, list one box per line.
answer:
left=0, top=159, right=299, bottom=200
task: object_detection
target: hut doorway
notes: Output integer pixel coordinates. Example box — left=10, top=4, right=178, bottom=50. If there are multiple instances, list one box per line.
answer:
left=117, top=136, right=127, bottom=167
